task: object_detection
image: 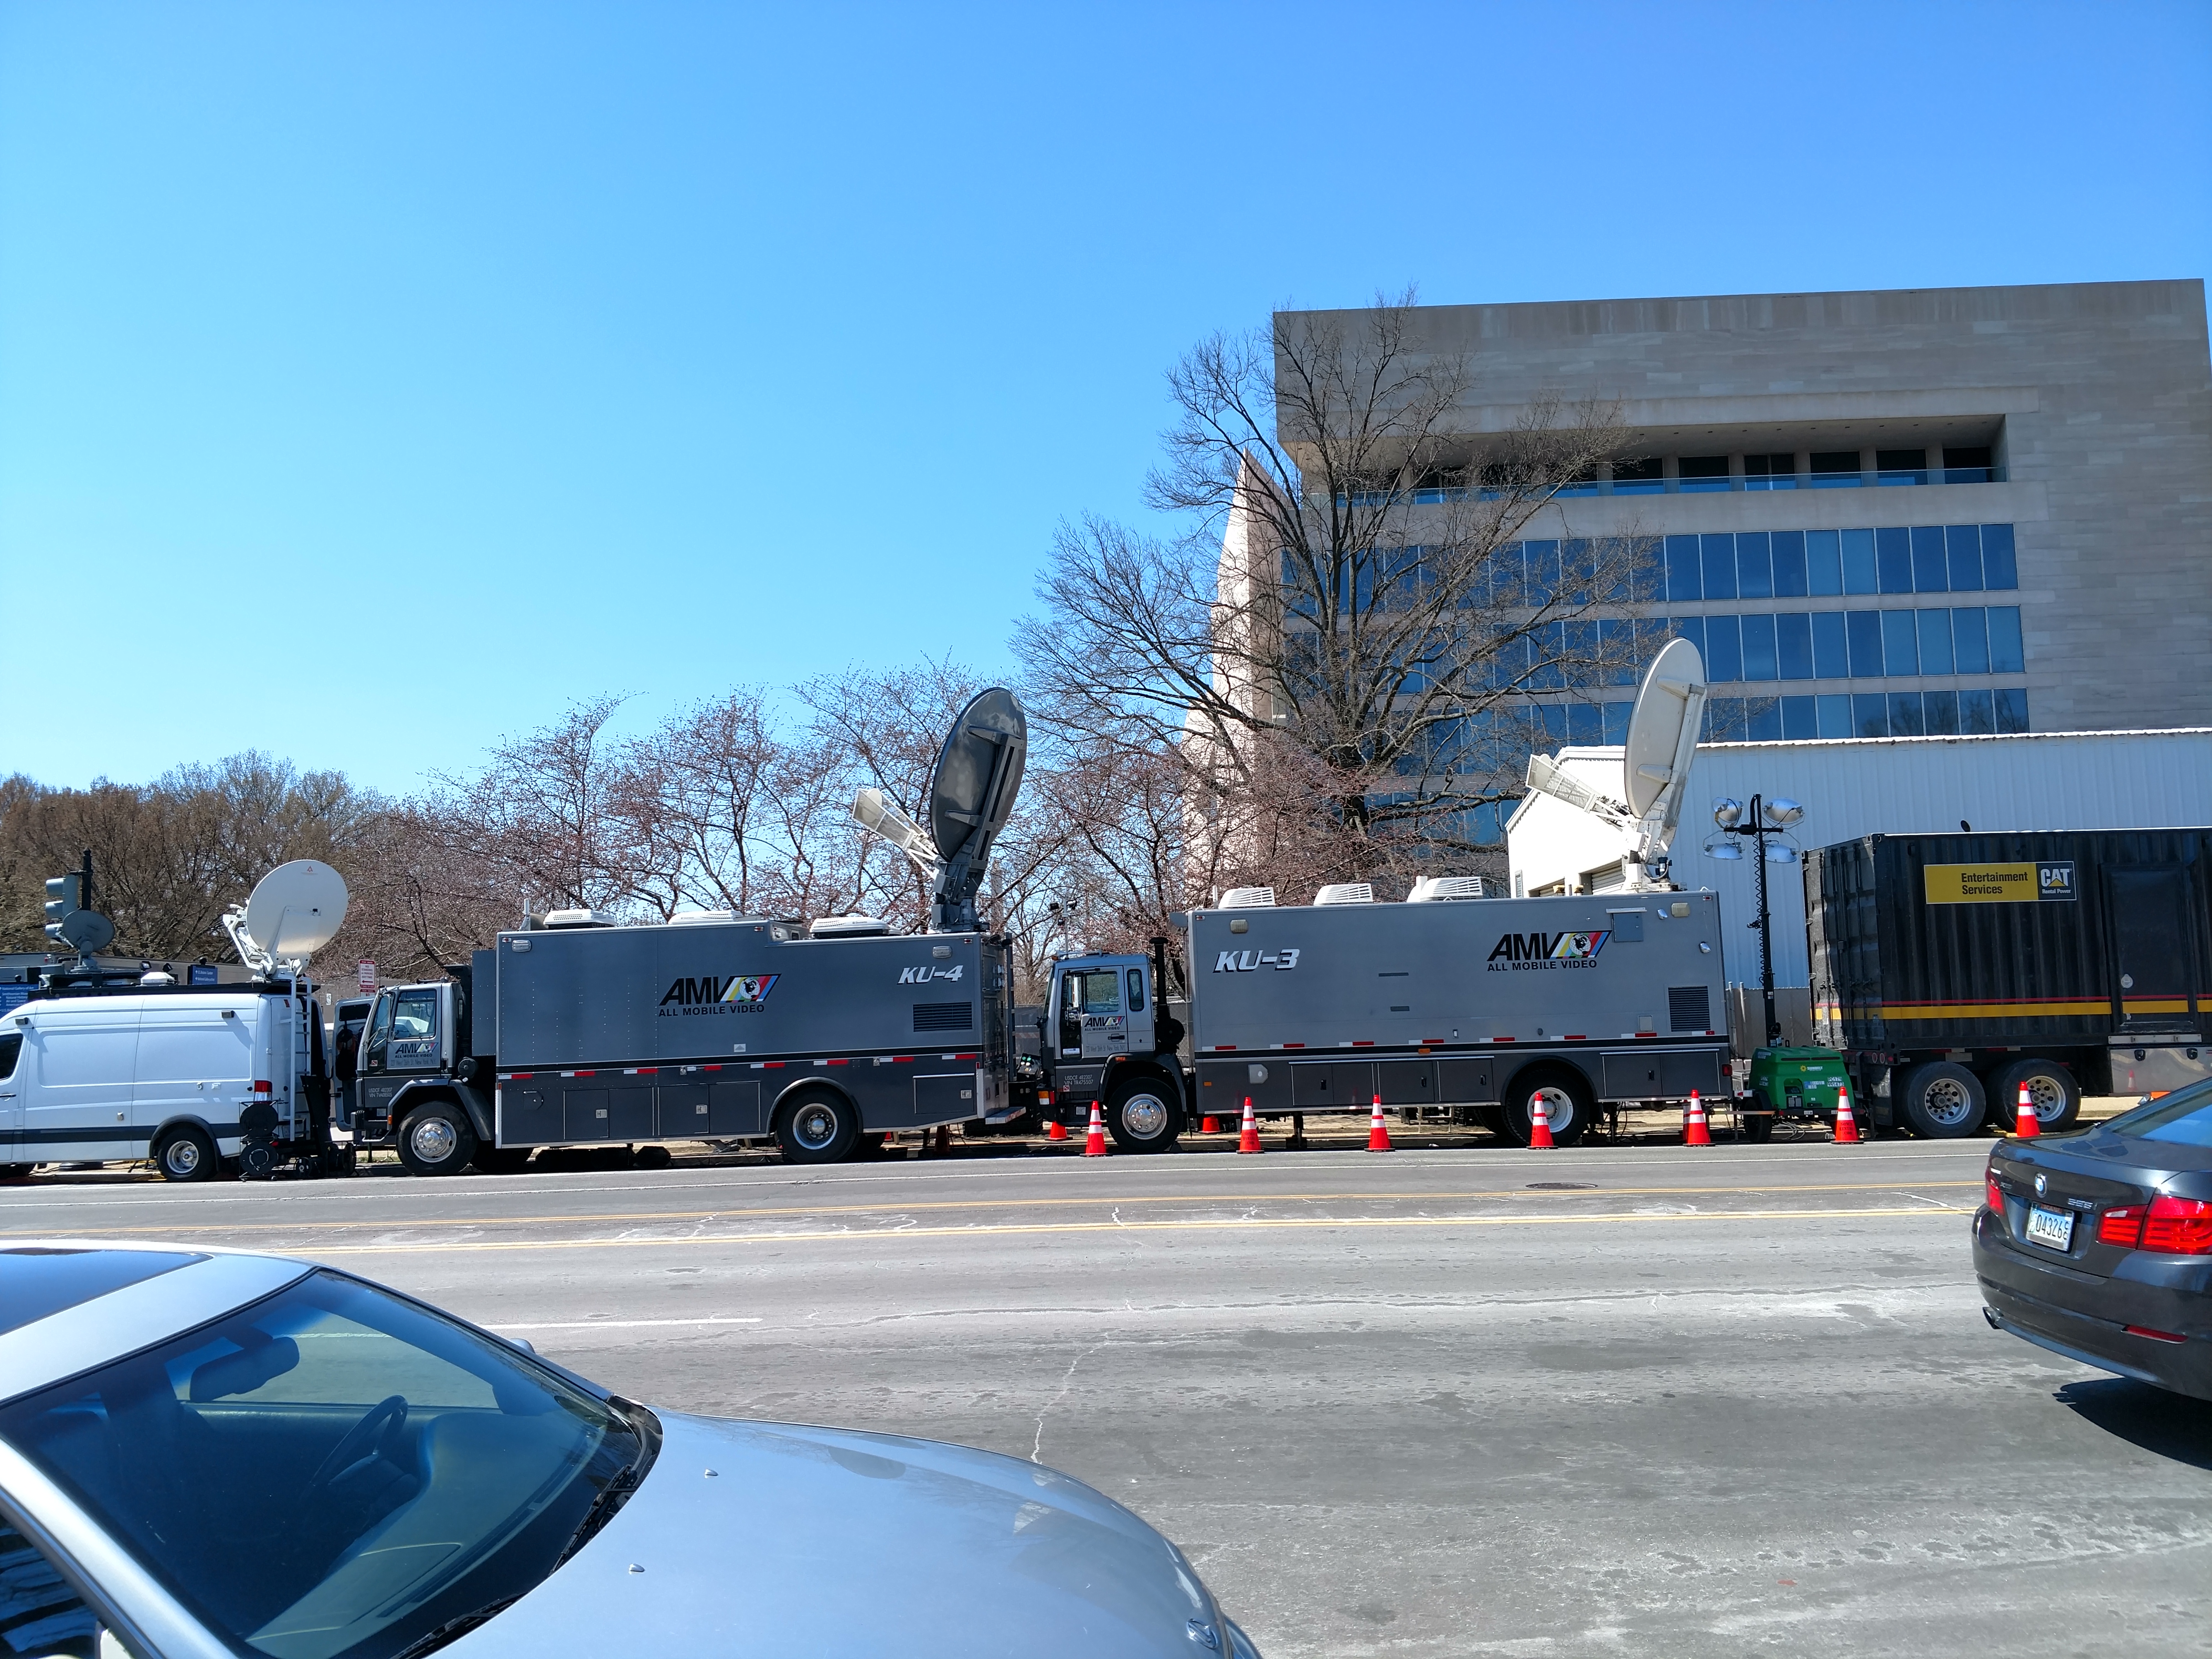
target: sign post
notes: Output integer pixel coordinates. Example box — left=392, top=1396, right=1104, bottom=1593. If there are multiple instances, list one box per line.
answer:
left=358, top=962, right=377, bottom=993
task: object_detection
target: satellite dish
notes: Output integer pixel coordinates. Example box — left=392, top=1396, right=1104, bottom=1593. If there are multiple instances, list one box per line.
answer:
left=1622, top=637, right=1709, bottom=825
left=928, top=688, right=1028, bottom=861
left=243, top=860, right=349, bottom=962
left=56, top=910, right=115, bottom=953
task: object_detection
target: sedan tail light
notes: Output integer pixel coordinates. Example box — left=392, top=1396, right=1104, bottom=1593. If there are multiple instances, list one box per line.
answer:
left=2097, top=1205, right=2145, bottom=1247
left=1986, top=1173, right=2006, bottom=1213
left=2140, top=1195, right=2212, bottom=1255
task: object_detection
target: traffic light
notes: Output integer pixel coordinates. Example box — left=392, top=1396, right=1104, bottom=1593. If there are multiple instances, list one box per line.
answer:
left=43, top=873, right=85, bottom=941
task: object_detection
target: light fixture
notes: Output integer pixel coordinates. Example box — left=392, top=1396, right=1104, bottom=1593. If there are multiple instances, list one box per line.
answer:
left=1702, top=839, right=1743, bottom=861
left=1765, top=797, right=1805, bottom=826
left=1712, top=798, right=1743, bottom=828
left=1766, top=844, right=1799, bottom=864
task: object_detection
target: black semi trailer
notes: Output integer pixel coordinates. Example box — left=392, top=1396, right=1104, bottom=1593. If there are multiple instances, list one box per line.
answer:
left=1806, top=827, right=2212, bottom=1137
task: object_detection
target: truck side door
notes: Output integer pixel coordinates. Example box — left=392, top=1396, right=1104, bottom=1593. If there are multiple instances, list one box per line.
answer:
left=1123, top=965, right=1156, bottom=1056
left=133, top=1003, right=252, bottom=1155
left=1069, top=969, right=1128, bottom=1060
left=388, top=987, right=442, bottom=1071
left=20, top=1006, right=139, bottom=1166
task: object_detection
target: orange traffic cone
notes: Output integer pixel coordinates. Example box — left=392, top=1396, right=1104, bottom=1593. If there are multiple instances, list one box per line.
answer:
left=1237, top=1096, right=1263, bottom=1154
left=1684, top=1089, right=1713, bottom=1147
left=1201, top=1115, right=1220, bottom=1134
left=1082, top=1101, right=1108, bottom=1157
left=1046, top=1117, right=1068, bottom=1141
left=2013, top=1083, right=2040, bottom=1139
left=1367, top=1094, right=1393, bottom=1152
left=1834, top=1086, right=1861, bottom=1144
left=1529, top=1093, right=1555, bottom=1149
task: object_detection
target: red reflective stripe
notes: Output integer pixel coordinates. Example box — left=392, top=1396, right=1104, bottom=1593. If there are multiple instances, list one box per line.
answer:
left=827, top=1058, right=849, bottom=1066
left=762, top=1062, right=785, bottom=1069
left=1492, top=1037, right=1515, bottom=1043
left=893, top=1056, right=914, bottom=1063
left=2125, top=1325, right=2187, bottom=1343
left=573, top=1070, right=596, bottom=1077
left=1352, top=1041, right=1373, bottom=1047
left=1282, top=1043, right=1304, bottom=1049
left=1212, top=1045, right=1236, bottom=1052
left=1563, top=1035, right=1585, bottom=1042
left=703, top=1064, right=721, bottom=1071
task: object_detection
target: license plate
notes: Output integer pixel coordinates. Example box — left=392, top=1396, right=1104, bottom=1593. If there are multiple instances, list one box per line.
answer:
left=2025, top=1206, right=2075, bottom=1251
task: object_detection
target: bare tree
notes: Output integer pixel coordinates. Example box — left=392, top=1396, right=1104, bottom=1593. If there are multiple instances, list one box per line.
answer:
left=1021, top=291, right=1653, bottom=897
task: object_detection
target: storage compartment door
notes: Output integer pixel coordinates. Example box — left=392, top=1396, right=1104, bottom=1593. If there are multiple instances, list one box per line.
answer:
left=709, top=1079, right=764, bottom=1136
left=1291, top=1061, right=1373, bottom=1108
left=500, top=1084, right=561, bottom=1146
left=1437, top=1056, right=1496, bottom=1104
left=606, top=1085, right=654, bottom=1140
left=1601, top=1048, right=1724, bottom=1101
left=564, top=1087, right=612, bottom=1140
left=1375, top=1059, right=1435, bottom=1107
left=914, top=1072, right=976, bottom=1125
left=2109, top=867, right=2200, bottom=1033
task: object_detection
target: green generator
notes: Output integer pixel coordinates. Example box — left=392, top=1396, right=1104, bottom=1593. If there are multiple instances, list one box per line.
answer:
left=1746, top=1046, right=1853, bottom=1123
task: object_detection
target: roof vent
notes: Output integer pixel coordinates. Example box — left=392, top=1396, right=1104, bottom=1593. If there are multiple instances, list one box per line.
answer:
left=670, top=910, right=737, bottom=926
left=1218, top=887, right=1277, bottom=909
left=1408, top=876, right=1486, bottom=903
left=1314, top=883, right=1375, bottom=906
left=541, top=908, right=613, bottom=929
left=810, top=914, right=892, bottom=938
left=139, top=971, right=176, bottom=986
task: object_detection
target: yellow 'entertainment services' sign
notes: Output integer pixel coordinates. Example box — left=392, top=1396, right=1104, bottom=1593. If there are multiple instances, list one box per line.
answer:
left=1922, top=860, right=2077, bottom=905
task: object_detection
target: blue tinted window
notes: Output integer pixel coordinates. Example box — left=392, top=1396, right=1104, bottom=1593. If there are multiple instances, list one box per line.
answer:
left=1736, top=532, right=1773, bottom=599
left=1672, top=615, right=1706, bottom=659
left=1911, top=526, right=1948, bottom=592
left=1952, top=607, right=1989, bottom=673
left=1811, top=611, right=1849, bottom=678
left=1876, top=528, right=1914, bottom=594
left=1988, top=606, right=2024, bottom=673
left=1488, top=632, right=1526, bottom=690
left=1841, top=529, right=1878, bottom=595
left=1881, top=610, right=1919, bottom=676
left=1846, top=611, right=1884, bottom=677
left=1852, top=693, right=1889, bottom=737
left=1599, top=618, right=1635, bottom=687
left=1946, top=524, right=1983, bottom=591
left=1916, top=609, right=1954, bottom=675
left=1924, top=689, right=1960, bottom=735
left=1701, top=534, right=1738, bottom=600
left=1529, top=620, right=1565, bottom=689
left=1817, top=694, right=1854, bottom=739
left=1982, top=523, right=2017, bottom=589
left=1633, top=617, right=1670, bottom=673
left=1525, top=541, right=1560, bottom=606
left=1960, top=688, right=1996, bottom=733
left=1746, top=697, right=1784, bottom=741
left=1740, top=613, right=1778, bottom=680
left=1782, top=695, right=1818, bottom=739
left=1806, top=530, right=1843, bottom=596
left=1562, top=539, right=1595, bottom=604
left=1706, top=613, right=1743, bottom=681
left=1536, top=702, right=1569, bottom=742
left=1601, top=700, right=1631, bottom=744
left=1481, top=543, right=1523, bottom=608
left=1705, top=697, right=1748, bottom=741
left=1888, top=692, right=1925, bottom=736
left=1563, top=619, right=1599, bottom=689
left=1776, top=612, right=1814, bottom=680
left=1996, top=687, right=2029, bottom=733
left=1626, top=537, right=1664, bottom=604
left=1664, top=535, right=1701, bottom=602
left=1567, top=701, right=1603, bottom=743
left=1771, top=531, right=1807, bottom=597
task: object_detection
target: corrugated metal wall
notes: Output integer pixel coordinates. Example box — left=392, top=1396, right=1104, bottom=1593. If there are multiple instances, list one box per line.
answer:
left=1508, top=729, right=2212, bottom=991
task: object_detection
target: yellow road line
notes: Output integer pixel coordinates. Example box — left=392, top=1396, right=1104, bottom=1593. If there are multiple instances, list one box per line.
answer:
left=295, top=1204, right=1968, bottom=1257
left=0, top=1180, right=1982, bottom=1240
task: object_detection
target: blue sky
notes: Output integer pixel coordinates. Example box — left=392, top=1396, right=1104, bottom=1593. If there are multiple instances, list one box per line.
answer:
left=3, top=1, right=2207, bottom=796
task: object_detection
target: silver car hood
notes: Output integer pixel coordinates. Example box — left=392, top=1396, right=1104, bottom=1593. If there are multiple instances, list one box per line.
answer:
left=457, top=1410, right=1227, bottom=1657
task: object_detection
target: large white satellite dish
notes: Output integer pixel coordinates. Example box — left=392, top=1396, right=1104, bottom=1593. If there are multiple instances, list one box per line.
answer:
left=1622, top=637, right=1709, bottom=830
left=242, top=860, right=350, bottom=962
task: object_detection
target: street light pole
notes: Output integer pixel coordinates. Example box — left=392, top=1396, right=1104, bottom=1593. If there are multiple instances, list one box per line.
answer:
left=1709, top=793, right=1805, bottom=1048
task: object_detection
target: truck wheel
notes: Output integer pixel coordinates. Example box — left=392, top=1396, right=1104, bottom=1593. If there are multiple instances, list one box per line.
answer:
left=397, top=1102, right=478, bottom=1176
left=777, top=1089, right=858, bottom=1164
left=471, top=1146, right=533, bottom=1174
left=1897, top=1061, right=1986, bottom=1139
left=1501, top=1065, right=1594, bottom=1147
left=153, top=1125, right=219, bottom=1182
left=1987, top=1058, right=2081, bottom=1132
left=1106, top=1080, right=1181, bottom=1152
left=1738, top=1109, right=1776, bottom=1143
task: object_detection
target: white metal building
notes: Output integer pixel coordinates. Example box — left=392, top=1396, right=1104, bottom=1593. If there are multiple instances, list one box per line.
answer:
left=1505, top=729, right=2212, bottom=992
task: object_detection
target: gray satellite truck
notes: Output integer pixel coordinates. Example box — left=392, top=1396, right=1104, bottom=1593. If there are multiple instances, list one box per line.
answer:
left=1033, top=883, right=1731, bottom=1150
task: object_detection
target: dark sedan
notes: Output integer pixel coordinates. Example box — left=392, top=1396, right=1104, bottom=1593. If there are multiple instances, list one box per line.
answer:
left=1975, top=1082, right=2212, bottom=1401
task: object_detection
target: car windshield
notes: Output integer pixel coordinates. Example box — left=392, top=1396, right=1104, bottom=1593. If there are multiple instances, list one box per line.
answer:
left=0, top=1270, right=649, bottom=1659
left=2108, top=1080, right=2212, bottom=1148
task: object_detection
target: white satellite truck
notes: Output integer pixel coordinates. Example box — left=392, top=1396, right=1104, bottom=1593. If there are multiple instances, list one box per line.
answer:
left=0, top=861, right=348, bottom=1181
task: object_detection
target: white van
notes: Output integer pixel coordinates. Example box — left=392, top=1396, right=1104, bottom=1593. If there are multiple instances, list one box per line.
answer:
left=0, top=986, right=326, bottom=1181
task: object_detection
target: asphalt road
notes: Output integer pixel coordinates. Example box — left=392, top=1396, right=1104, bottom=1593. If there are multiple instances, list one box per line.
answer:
left=5, top=1137, right=2207, bottom=1657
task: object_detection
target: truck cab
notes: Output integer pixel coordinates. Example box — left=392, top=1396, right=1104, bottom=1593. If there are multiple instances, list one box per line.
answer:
left=1036, top=953, right=1187, bottom=1151
left=351, top=964, right=523, bottom=1176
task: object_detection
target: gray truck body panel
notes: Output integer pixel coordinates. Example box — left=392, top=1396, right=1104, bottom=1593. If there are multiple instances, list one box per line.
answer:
left=483, top=920, right=1011, bottom=1148
left=1184, top=892, right=1730, bottom=1115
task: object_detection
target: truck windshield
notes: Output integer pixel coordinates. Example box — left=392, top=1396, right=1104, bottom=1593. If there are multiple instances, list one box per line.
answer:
left=361, top=990, right=393, bottom=1070
left=392, top=990, right=438, bottom=1040
left=0, top=1269, right=649, bottom=1659
left=1074, top=972, right=1122, bottom=1015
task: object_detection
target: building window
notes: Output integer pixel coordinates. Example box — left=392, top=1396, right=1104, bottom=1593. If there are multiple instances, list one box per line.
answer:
left=1771, top=530, right=1808, bottom=597
left=1776, top=612, right=1814, bottom=679
left=1700, top=534, right=1738, bottom=599
left=1678, top=455, right=1730, bottom=493
left=1943, top=446, right=1995, bottom=483
left=1916, top=608, right=1954, bottom=674
left=1846, top=611, right=1883, bottom=678
left=1743, top=453, right=1797, bottom=490
left=1876, top=527, right=1914, bottom=594
left=1811, top=451, right=1862, bottom=487
left=1736, top=532, right=1773, bottom=599
left=1877, top=448, right=1928, bottom=485
left=1610, top=457, right=1664, bottom=494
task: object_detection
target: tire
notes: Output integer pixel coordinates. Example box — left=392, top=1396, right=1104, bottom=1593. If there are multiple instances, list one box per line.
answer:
left=153, top=1124, right=219, bottom=1183
left=1738, top=1110, right=1777, bottom=1144
left=0, top=1163, right=34, bottom=1180
left=1897, top=1061, right=1986, bottom=1139
left=776, top=1089, right=858, bottom=1164
left=1500, top=1065, right=1595, bottom=1147
left=397, top=1101, right=478, bottom=1176
left=1988, top=1058, right=2082, bottom=1132
left=634, top=1143, right=673, bottom=1170
left=1106, top=1078, right=1182, bottom=1153
left=471, top=1146, right=533, bottom=1174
